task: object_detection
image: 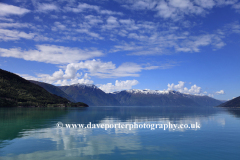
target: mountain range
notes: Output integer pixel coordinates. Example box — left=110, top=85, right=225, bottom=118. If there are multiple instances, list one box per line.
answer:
left=58, top=84, right=121, bottom=106
left=110, top=89, right=223, bottom=107
left=39, top=83, right=225, bottom=107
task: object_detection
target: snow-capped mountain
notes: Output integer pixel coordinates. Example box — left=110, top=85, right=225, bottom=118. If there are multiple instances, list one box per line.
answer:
left=72, top=83, right=98, bottom=89
left=55, top=83, right=223, bottom=107
left=122, top=89, right=180, bottom=95
left=110, top=89, right=222, bottom=107
left=58, top=83, right=120, bottom=106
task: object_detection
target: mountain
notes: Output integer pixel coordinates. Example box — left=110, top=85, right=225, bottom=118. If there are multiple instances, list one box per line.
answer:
left=58, top=84, right=121, bottom=106
left=217, top=96, right=240, bottom=108
left=29, top=80, right=76, bottom=102
left=219, top=100, right=227, bottom=103
left=110, top=89, right=223, bottom=107
left=182, top=94, right=223, bottom=107
left=0, top=69, right=88, bottom=107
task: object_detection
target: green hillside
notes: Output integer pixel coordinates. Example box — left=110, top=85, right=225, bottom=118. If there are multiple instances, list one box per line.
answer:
left=217, top=96, right=240, bottom=108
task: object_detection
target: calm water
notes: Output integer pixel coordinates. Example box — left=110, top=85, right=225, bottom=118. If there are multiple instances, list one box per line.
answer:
left=0, top=106, right=240, bottom=160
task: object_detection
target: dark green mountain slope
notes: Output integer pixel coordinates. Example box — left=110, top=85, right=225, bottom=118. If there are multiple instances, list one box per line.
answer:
left=0, top=69, right=88, bottom=107
left=59, top=84, right=121, bottom=106
left=29, top=80, right=76, bottom=102
left=217, top=96, right=240, bottom=108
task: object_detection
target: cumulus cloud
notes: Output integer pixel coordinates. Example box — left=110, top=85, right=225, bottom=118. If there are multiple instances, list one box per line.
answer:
left=0, top=3, right=30, bottom=17
left=0, top=45, right=104, bottom=64
left=99, top=80, right=139, bottom=93
left=215, top=90, right=225, bottom=95
left=20, top=72, right=93, bottom=86
left=166, top=81, right=225, bottom=97
left=20, top=59, right=159, bottom=85
left=167, top=81, right=202, bottom=95
left=51, top=59, right=159, bottom=78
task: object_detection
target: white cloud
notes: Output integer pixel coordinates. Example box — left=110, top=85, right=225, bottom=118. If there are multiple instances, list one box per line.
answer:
left=233, top=2, right=240, bottom=12
left=167, top=81, right=202, bottom=95
left=54, top=22, right=67, bottom=30
left=99, top=80, right=139, bottom=93
left=34, top=16, right=42, bottom=21
left=0, top=17, right=14, bottom=22
left=175, top=34, right=225, bottom=52
left=118, top=0, right=238, bottom=20
left=64, top=2, right=123, bottom=15
left=0, top=45, right=104, bottom=64
left=77, top=3, right=100, bottom=12
left=37, top=3, right=58, bottom=12
left=76, top=29, right=103, bottom=39
left=216, top=0, right=238, bottom=6
left=20, top=59, right=159, bottom=85
left=0, top=3, right=30, bottom=17
left=0, top=29, right=35, bottom=41
left=215, top=90, right=225, bottom=95
left=208, top=94, right=214, bottom=97
left=225, top=21, right=240, bottom=33
left=99, top=10, right=123, bottom=15
left=0, top=2, right=229, bottom=55
left=111, top=27, right=225, bottom=55
left=0, top=22, right=32, bottom=29
left=55, top=78, right=94, bottom=86
left=102, top=16, right=120, bottom=30
left=85, top=15, right=103, bottom=25
left=53, top=59, right=159, bottom=78
left=20, top=72, right=93, bottom=86
left=121, top=0, right=206, bottom=20
left=122, top=0, right=157, bottom=10
left=18, top=74, right=39, bottom=81
left=166, top=81, right=226, bottom=97
left=194, top=0, right=215, bottom=9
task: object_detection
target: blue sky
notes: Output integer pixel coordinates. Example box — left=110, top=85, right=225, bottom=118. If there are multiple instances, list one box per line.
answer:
left=0, top=0, right=240, bottom=100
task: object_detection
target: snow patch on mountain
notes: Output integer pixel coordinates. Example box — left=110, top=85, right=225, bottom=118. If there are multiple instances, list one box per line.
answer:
left=122, top=89, right=181, bottom=95
left=72, top=83, right=98, bottom=89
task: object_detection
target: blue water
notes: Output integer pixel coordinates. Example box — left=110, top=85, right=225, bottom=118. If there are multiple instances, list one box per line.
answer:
left=0, top=106, right=239, bottom=160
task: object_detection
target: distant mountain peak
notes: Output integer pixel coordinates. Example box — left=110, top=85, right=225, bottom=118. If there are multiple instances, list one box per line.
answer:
left=59, top=83, right=121, bottom=106
left=122, top=89, right=181, bottom=95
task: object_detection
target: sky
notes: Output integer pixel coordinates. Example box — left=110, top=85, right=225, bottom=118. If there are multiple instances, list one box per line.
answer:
left=0, top=0, right=240, bottom=100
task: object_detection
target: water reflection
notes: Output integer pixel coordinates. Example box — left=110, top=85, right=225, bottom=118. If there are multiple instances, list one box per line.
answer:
left=0, top=107, right=239, bottom=160
left=227, top=108, right=240, bottom=118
